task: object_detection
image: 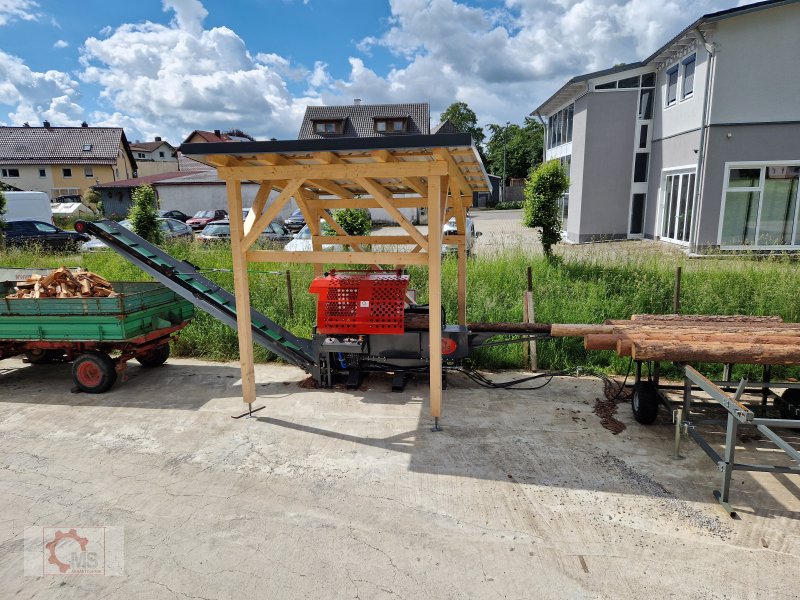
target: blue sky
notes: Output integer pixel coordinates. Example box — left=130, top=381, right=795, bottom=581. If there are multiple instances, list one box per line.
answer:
left=0, top=0, right=749, bottom=144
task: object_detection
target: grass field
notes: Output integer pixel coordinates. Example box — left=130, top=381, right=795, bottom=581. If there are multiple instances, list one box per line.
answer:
left=3, top=241, right=799, bottom=379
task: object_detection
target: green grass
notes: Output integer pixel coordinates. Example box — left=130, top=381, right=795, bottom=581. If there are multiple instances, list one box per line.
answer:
left=4, top=241, right=800, bottom=379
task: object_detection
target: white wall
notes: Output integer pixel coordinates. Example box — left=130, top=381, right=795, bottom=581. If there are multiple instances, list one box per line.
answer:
left=710, top=3, right=800, bottom=124
left=156, top=183, right=298, bottom=220
left=0, top=165, right=55, bottom=198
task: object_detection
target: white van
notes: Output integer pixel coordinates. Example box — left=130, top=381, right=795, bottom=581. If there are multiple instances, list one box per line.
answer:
left=4, top=191, right=53, bottom=224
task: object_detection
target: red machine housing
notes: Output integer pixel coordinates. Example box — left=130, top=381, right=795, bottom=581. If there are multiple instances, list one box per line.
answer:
left=308, top=270, right=409, bottom=335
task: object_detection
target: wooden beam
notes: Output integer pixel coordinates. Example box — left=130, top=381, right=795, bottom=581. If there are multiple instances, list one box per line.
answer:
left=323, top=235, right=419, bottom=245
left=246, top=249, right=430, bottom=265
left=241, top=179, right=302, bottom=251
left=307, top=179, right=356, bottom=199
left=427, top=174, right=446, bottom=423
left=433, top=148, right=473, bottom=201
left=306, top=197, right=429, bottom=209
left=357, top=177, right=429, bottom=251
left=219, top=160, right=448, bottom=181
left=225, top=179, right=256, bottom=406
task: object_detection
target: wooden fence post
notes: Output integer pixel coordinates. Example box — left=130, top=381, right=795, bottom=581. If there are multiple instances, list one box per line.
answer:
left=523, top=266, right=538, bottom=371
left=285, top=270, right=294, bottom=317
left=673, top=266, right=682, bottom=314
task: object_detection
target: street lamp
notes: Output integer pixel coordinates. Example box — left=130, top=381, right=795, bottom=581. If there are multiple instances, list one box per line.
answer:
left=502, top=121, right=510, bottom=204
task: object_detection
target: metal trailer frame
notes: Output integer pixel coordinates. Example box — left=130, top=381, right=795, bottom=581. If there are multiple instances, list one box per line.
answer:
left=634, top=361, right=800, bottom=517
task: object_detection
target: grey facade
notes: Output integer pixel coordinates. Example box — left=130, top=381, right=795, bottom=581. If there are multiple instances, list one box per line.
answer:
left=534, top=0, right=800, bottom=252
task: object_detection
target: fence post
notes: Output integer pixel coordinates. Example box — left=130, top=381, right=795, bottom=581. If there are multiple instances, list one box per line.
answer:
left=523, top=266, right=537, bottom=371
left=285, top=270, right=294, bottom=317
left=673, top=266, right=682, bottom=314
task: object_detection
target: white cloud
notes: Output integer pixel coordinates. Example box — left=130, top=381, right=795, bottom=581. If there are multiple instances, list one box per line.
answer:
left=0, top=50, right=84, bottom=126
left=0, top=0, right=41, bottom=26
left=53, top=39, right=69, bottom=49
left=80, top=2, right=318, bottom=142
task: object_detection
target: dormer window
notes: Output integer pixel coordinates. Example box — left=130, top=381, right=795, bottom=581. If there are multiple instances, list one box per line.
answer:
left=83, top=144, right=92, bottom=151
left=313, top=120, right=344, bottom=135
left=374, top=117, right=407, bottom=133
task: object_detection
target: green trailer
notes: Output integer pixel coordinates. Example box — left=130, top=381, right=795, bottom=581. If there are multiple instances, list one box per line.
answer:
left=0, top=275, right=194, bottom=393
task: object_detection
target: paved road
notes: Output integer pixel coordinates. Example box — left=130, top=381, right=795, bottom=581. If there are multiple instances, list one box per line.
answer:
left=1, top=357, right=797, bottom=599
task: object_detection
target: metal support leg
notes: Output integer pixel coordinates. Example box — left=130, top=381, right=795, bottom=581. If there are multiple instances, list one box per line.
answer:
left=652, top=362, right=660, bottom=388
left=673, top=407, right=685, bottom=460
left=683, top=374, right=692, bottom=415
left=723, top=363, right=733, bottom=392
left=714, top=412, right=739, bottom=518
left=762, top=365, right=771, bottom=407
left=635, top=360, right=642, bottom=386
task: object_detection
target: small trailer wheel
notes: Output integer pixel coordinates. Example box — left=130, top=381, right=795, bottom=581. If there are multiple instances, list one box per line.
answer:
left=632, top=381, right=660, bottom=425
left=25, top=349, right=61, bottom=364
left=72, top=352, right=117, bottom=393
left=779, top=388, right=800, bottom=419
left=136, top=344, right=170, bottom=368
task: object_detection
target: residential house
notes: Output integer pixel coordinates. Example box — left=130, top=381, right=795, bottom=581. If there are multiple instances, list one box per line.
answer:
left=130, top=137, right=178, bottom=177
left=533, top=0, right=800, bottom=252
left=298, top=102, right=430, bottom=139
left=0, top=122, right=137, bottom=200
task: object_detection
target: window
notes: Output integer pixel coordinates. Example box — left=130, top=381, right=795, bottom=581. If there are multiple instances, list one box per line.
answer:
left=682, top=55, right=696, bottom=99
left=720, top=164, right=800, bottom=247
left=662, top=172, right=696, bottom=243
left=137, top=152, right=146, bottom=158
left=595, top=81, right=616, bottom=90
left=666, top=66, right=679, bottom=106
left=630, top=193, right=646, bottom=235
left=618, top=75, right=639, bottom=89
left=62, top=168, right=72, bottom=178
left=546, top=103, right=574, bottom=150
left=1, top=168, right=20, bottom=177
left=373, top=118, right=407, bottom=133
left=633, top=153, right=649, bottom=183
left=83, top=144, right=92, bottom=151
left=638, top=89, right=654, bottom=119
left=638, top=124, right=649, bottom=149
left=84, top=167, right=93, bottom=177
left=641, top=72, right=656, bottom=88
left=159, top=151, right=165, bottom=158
left=39, top=168, right=46, bottom=177
left=34, top=222, right=57, bottom=233
left=313, top=120, right=343, bottom=134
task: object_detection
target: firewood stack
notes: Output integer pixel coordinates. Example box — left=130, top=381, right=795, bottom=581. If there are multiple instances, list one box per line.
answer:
left=551, top=314, right=800, bottom=366
left=6, top=267, right=117, bottom=299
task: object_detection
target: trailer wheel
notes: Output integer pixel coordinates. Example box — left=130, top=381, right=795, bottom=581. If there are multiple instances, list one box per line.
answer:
left=632, top=381, right=660, bottom=425
left=25, top=349, right=61, bottom=364
left=73, top=352, right=117, bottom=393
left=779, top=388, right=800, bottom=419
left=136, top=344, right=170, bottom=368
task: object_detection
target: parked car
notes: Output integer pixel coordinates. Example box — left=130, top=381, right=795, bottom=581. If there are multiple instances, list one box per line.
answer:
left=196, top=219, right=292, bottom=244
left=80, top=218, right=193, bottom=251
left=283, top=209, right=306, bottom=233
left=283, top=222, right=342, bottom=252
left=186, top=209, right=227, bottom=230
left=158, top=209, right=190, bottom=222
left=442, top=216, right=481, bottom=257
left=3, top=220, right=89, bottom=252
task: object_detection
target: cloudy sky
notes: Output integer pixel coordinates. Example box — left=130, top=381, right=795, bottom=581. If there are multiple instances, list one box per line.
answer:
left=0, top=0, right=753, bottom=144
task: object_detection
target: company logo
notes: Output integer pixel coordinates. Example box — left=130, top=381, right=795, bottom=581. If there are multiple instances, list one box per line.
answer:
left=24, top=527, right=124, bottom=576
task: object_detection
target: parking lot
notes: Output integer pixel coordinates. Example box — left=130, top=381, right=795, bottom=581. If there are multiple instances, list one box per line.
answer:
left=2, top=357, right=799, bottom=598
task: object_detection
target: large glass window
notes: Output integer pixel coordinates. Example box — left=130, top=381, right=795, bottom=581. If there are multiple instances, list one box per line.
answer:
left=721, top=165, right=800, bottom=247
left=639, top=89, right=654, bottom=119
left=546, top=103, right=574, bottom=150
left=662, top=172, right=695, bottom=243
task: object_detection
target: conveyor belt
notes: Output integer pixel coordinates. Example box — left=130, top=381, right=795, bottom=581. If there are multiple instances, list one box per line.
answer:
left=76, top=220, right=315, bottom=371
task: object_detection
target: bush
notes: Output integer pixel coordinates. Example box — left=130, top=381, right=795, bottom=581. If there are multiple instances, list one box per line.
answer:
left=523, top=160, right=569, bottom=258
left=128, top=184, right=162, bottom=244
left=495, top=200, right=523, bottom=210
left=331, top=208, right=372, bottom=236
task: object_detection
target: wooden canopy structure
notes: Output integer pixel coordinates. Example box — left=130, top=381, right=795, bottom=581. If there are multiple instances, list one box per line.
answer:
left=181, top=133, right=490, bottom=422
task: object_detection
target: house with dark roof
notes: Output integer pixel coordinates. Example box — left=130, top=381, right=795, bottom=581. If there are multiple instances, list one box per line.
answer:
left=0, top=123, right=136, bottom=200
left=533, top=0, right=800, bottom=252
left=298, top=102, right=430, bottom=139
left=130, top=137, right=178, bottom=177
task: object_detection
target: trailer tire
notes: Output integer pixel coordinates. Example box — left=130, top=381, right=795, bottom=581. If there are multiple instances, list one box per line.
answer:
left=25, top=349, right=61, bottom=364
left=779, top=388, right=800, bottom=419
left=136, top=344, right=170, bottom=368
left=632, top=381, right=659, bottom=425
left=73, top=352, right=117, bottom=393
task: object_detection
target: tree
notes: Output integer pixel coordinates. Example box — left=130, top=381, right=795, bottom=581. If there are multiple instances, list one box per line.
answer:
left=83, top=188, right=102, bottom=214
left=128, top=184, right=162, bottom=244
left=523, top=160, right=569, bottom=258
left=439, top=102, right=485, bottom=147
left=485, top=117, right=544, bottom=183
left=332, top=208, right=371, bottom=236
left=225, top=129, right=256, bottom=141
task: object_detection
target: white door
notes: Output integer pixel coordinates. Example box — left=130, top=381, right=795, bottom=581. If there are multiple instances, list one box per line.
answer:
left=660, top=171, right=696, bottom=244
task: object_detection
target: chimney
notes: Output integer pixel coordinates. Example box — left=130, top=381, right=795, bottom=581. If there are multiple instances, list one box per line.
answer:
left=155, top=136, right=162, bottom=142
left=23, top=122, right=30, bottom=127
left=354, top=98, right=361, bottom=105
left=214, top=129, right=221, bottom=137
left=81, top=121, right=88, bottom=127
left=43, top=120, right=51, bottom=128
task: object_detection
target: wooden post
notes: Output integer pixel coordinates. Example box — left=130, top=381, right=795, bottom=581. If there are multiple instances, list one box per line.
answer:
left=523, top=266, right=537, bottom=370
left=673, top=266, right=682, bottom=314
left=285, top=270, right=294, bottom=317
left=427, top=174, right=446, bottom=429
left=226, top=179, right=257, bottom=406
left=457, top=238, right=467, bottom=325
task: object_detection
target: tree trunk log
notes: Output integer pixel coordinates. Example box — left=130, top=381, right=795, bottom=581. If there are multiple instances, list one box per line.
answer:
left=550, top=324, right=614, bottom=337
left=629, top=314, right=783, bottom=323
left=630, top=341, right=800, bottom=365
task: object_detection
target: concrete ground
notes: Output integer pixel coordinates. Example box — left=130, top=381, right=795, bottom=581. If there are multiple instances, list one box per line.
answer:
left=1, top=357, right=799, bottom=599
